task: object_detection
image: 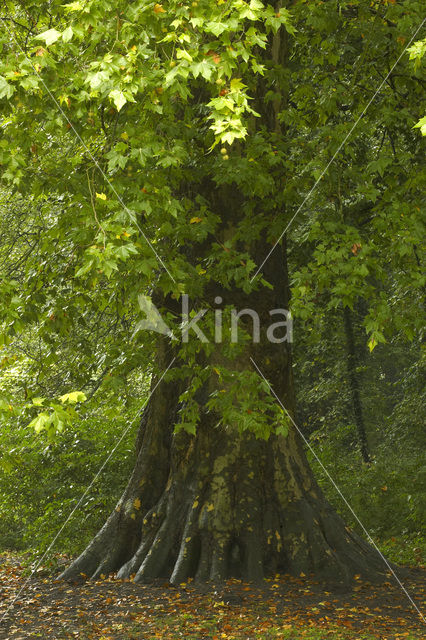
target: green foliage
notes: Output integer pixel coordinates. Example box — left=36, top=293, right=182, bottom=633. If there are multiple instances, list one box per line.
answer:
left=0, top=328, right=147, bottom=554
left=309, top=434, right=425, bottom=566
left=295, top=315, right=425, bottom=564
left=0, top=397, right=140, bottom=554
left=26, top=391, right=87, bottom=440
left=407, top=37, right=426, bottom=134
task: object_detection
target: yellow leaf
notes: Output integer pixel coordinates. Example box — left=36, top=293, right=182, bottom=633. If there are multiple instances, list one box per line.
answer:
left=96, top=192, right=107, bottom=200
left=207, top=503, right=214, bottom=512
left=59, top=391, right=87, bottom=404
left=154, top=3, right=165, bottom=13
left=368, top=336, right=377, bottom=352
left=120, top=132, right=129, bottom=140
left=192, top=500, right=199, bottom=508
left=190, top=216, right=202, bottom=224
left=133, top=498, right=141, bottom=510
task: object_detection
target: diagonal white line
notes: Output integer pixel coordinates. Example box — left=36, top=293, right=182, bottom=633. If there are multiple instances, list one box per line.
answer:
left=0, top=356, right=176, bottom=624
left=251, top=18, right=426, bottom=282
left=1, top=17, right=176, bottom=283
left=249, top=356, right=426, bottom=623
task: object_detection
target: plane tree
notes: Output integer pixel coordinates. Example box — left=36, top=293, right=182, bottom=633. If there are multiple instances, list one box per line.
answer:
left=0, top=0, right=423, bottom=584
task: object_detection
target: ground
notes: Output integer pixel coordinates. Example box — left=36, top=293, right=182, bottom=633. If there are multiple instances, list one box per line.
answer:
left=0, top=554, right=424, bottom=640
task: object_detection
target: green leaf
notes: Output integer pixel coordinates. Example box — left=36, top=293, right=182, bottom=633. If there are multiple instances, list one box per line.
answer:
left=88, top=71, right=110, bottom=91
left=109, top=89, right=127, bottom=112
left=0, top=76, right=14, bottom=99
left=176, top=49, right=193, bottom=62
left=192, top=60, right=212, bottom=81
left=407, top=38, right=426, bottom=61
left=75, top=259, right=95, bottom=278
left=230, top=78, right=246, bottom=92
left=205, top=21, right=228, bottom=37
left=29, top=412, right=51, bottom=433
left=59, top=391, right=87, bottom=404
left=276, top=423, right=288, bottom=437
left=62, top=26, right=74, bottom=43
left=36, top=28, right=62, bottom=47
left=175, top=422, right=197, bottom=435
left=413, top=116, right=426, bottom=136
left=62, top=1, right=84, bottom=10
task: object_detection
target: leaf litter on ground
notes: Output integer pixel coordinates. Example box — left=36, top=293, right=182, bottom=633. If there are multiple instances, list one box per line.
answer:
left=0, top=553, right=424, bottom=639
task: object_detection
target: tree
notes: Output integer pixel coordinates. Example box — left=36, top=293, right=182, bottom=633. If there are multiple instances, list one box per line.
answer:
left=0, top=0, right=423, bottom=583
left=342, top=305, right=370, bottom=463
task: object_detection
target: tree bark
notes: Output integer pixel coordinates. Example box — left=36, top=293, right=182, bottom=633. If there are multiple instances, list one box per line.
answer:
left=343, top=306, right=371, bottom=463
left=60, top=247, right=386, bottom=586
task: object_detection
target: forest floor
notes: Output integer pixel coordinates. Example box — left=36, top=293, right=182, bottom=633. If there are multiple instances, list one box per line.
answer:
left=0, top=554, right=424, bottom=640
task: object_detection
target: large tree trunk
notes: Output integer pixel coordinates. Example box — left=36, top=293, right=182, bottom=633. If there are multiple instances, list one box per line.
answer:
left=59, top=374, right=386, bottom=585
left=61, top=244, right=387, bottom=586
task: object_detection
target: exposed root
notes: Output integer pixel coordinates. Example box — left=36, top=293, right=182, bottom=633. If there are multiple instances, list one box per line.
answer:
left=60, top=428, right=390, bottom=586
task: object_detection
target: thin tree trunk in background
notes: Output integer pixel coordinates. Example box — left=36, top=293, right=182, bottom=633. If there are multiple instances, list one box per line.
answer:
left=343, top=306, right=371, bottom=463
